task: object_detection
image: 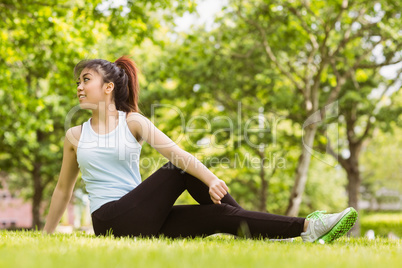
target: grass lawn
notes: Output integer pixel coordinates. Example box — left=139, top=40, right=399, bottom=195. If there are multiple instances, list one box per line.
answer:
left=0, top=230, right=401, bottom=268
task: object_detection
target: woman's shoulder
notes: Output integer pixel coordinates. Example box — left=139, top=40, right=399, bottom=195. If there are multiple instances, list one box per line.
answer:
left=126, top=111, right=144, bottom=118
left=125, top=112, right=150, bottom=144
left=65, top=125, right=83, bottom=148
left=125, top=111, right=149, bottom=124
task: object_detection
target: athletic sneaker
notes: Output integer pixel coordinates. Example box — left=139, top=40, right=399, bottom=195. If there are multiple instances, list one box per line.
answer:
left=301, top=207, right=358, bottom=243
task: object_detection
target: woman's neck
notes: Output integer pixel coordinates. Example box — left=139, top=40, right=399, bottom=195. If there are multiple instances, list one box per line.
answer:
left=90, top=103, right=119, bottom=134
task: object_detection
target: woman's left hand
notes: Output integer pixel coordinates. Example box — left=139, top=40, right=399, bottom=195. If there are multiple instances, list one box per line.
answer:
left=208, top=178, right=229, bottom=204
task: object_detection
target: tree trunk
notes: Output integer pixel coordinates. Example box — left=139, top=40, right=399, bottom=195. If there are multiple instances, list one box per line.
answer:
left=344, top=143, right=362, bottom=236
left=32, top=162, right=43, bottom=230
left=31, top=129, right=47, bottom=230
left=286, top=125, right=317, bottom=216
left=259, top=152, right=267, bottom=212
left=346, top=168, right=360, bottom=211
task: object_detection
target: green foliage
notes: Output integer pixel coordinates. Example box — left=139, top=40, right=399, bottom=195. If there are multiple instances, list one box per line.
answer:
left=360, top=126, right=402, bottom=195
left=1, top=0, right=401, bottom=227
left=163, top=0, right=402, bottom=214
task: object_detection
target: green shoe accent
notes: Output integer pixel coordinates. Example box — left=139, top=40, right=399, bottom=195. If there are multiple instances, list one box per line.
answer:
left=318, top=207, right=358, bottom=243
left=306, top=210, right=327, bottom=225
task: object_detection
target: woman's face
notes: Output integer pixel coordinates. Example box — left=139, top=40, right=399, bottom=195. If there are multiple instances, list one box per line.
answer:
left=76, top=68, right=108, bottom=108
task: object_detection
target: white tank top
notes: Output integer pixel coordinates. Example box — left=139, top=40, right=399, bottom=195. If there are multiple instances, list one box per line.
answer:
left=77, top=110, right=142, bottom=214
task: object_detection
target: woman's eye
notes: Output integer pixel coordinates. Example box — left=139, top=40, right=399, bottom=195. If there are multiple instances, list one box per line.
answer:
left=76, top=78, right=89, bottom=86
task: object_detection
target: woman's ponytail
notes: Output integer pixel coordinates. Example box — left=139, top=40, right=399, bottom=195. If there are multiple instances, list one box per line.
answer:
left=114, top=56, right=140, bottom=113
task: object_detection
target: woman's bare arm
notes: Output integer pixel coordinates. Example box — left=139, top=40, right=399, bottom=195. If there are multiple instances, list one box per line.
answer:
left=126, top=113, right=228, bottom=204
left=43, top=127, right=80, bottom=234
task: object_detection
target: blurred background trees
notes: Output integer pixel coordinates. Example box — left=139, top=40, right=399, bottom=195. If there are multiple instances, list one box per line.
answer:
left=0, top=0, right=401, bottom=235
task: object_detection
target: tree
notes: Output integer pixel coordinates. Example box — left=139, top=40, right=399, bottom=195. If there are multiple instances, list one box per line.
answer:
left=320, top=71, right=401, bottom=234
left=360, top=124, right=402, bottom=198
left=158, top=8, right=304, bottom=212
left=157, top=0, right=402, bottom=220
left=229, top=0, right=402, bottom=217
left=325, top=70, right=401, bottom=209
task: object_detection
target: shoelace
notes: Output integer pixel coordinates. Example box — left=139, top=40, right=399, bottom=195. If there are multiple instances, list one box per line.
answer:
left=306, top=210, right=327, bottom=227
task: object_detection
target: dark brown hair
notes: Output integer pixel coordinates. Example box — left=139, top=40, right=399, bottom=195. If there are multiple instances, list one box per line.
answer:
left=74, top=56, right=140, bottom=113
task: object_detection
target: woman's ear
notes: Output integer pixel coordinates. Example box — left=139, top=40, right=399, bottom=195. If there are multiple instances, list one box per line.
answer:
left=104, top=82, right=114, bottom=94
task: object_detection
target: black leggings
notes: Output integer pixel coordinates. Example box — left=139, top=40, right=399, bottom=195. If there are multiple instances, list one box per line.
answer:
left=91, top=162, right=305, bottom=239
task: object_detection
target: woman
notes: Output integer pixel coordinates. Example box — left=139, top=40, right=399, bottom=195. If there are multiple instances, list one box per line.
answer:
left=43, top=56, right=357, bottom=242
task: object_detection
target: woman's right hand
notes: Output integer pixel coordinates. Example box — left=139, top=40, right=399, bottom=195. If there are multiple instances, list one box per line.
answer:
left=208, top=178, right=229, bottom=204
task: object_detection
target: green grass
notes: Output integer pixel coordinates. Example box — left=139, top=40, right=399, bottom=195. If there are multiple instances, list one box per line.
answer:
left=1, top=231, right=401, bottom=268
left=360, top=212, right=402, bottom=237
